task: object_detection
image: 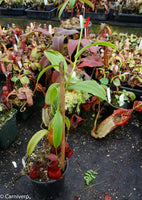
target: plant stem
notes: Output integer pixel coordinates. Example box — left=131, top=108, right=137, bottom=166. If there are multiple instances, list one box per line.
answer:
left=91, top=101, right=100, bottom=133
left=66, top=23, right=84, bottom=87
left=80, top=181, right=105, bottom=193
left=59, top=62, right=65, bottom=171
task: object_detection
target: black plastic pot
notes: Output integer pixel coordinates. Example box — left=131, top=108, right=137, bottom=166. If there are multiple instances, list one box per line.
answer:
left=121, top=8, right=135, bottom=14
left=25, top=6, right=57, bottom=19
left=63, top=21, right=92, bottom=37
left=0, top=7, right=25, bottom=15
left=14, top=104, right=33, bottom=121
left=109, top=9, right=118, bottom=20
left=108, top=102, right=129, bottom=115
left=61, top=11, right=70, bottom=18
left=45, top=4, right=54, bottom=11
left=24, top=158, right=69, bottom=199
left=0, top=72, right=5, bottom=81
left=0, top=109, right=17, bottom=149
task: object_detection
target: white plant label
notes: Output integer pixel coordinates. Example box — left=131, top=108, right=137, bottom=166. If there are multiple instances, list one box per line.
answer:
left=84, top=28, right=87, bottom=38
left=30, top=22, right=34, bottom=29
left=107, top=87, right=111, bottom=103
left=44, top=0, right=48, bottom=5
left=48, top=25, right=52, bottom=34
left=126, top=0, right=130, bottom=6
left=71, top=71, right=76, bottom=78
left=13, top=44, right=18, bottom=51
left=138, top=40, right=142, bottom=50
left=12, top=161, right=17, bottom=168
left=79, top=15, right=83, bottom=28
left=15, top=34, right=19, bottom=43
left=22, top=158, right=26, bottom=168
left=18, top=61, right=22, bottom=69
left=111, top=65, right=118, bottom=73
left=119, top=94, right=124, bottom=106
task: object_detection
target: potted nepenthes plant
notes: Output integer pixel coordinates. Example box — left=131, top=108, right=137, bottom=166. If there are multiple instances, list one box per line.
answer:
left=85, top=0, right=110, bottom=21
left=116, top=0, right=142, bottom=22
left=22, top=25, right=116, bottom=199
left=25, top=0, right=57, bottom=19
left=0, top=96, right=17, bottom=149
left=58, top=0, right=94, bottom=34
left=22, top=62, right=73, bottom=199
left=0, top=0, right=26, bottom=15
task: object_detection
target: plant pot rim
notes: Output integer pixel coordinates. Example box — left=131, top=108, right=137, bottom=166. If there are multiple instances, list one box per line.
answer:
left=22, top=153, right=69, bottom=184
left=25, top=6, right=57, bottom=13
left=0, top=108, right=17, bottom=127
left=63, top=20, right=92, bottom=30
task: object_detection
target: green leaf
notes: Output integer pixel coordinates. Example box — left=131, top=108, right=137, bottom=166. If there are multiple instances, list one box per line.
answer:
left=44, top=50, right=67, bottom=72
left=37, top=65, right=58, bottom=83
left=53, top=110, right=63, bottom=148
left=31, top=47, right=37, bottom=58
left=2, top=57, right=12, bottom=63
left=58, top=0, right=69, bottom=19
left=139, top=8, right=142, bottom=14
left=80, top=0, right=94, bottom=10
left=101, top=85, right=108, bottom=90
left=11, top=76, right=19, bottom=82
left=24, top=70, right=30, bottom=75
left=75, top=42, right=117, bottom=60
left=52, top=87, right=61, bottom=110
left=113, top=78, right=120, bottom=87
left=20, top=76, right=29, bottom=84
left=27, top=129, right=48, bottom=155
left=66, top=80, right=107, bottom=101
left=49, top=87, right=58, bottom=105
left=69, top=0, right=76, bottom=9
left=99, top=78, right=109, bottom=85
left=35, top=63, right=42, bottom=71
left=65, top=116, right=70, bottom=132
left=45, top=83, right=59, bottom=105
left=127, top=91, right=136, bottom=101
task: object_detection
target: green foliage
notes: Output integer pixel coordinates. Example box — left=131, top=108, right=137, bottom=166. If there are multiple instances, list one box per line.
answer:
left=69, top=0, right=75, bottom=9
left=45, top=83, right=60, bottom=109
left=44, top=50, right=67, bottom=72
left=11, top=76, right=19, bottom=83
left=99, top=78, right=109, bottom=85
left=66, top=80, right=107, bottom=101
left=122, top=90, right=136, bottom=102
left=113, top=78, right=120, bottom=87
left=58, top=0, right=69, bottom=19
left=37, top=65, right=58, bottom=83
left=80, top=0, right=94, bottom=10
left=24, top=70, right=31, bottom=75
left=53, top=110, right=63, bottom=148
left=75, top=41, right=117, bottom=60
left=65, top=116, right=70, bottom=134
left=57, top=0, right=94, bottom=19
left=84, top=169, right=98, bottom=185
left=27, top=129, right=48, bottom=156
left=49, top=87, right=58, bottom=105
left=31, top=47, right=41, bottom=59
left=20, top=76, right=29, bottom=84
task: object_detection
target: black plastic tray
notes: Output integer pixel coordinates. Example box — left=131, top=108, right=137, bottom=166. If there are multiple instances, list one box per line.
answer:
left=0, top=7, right=25, bottom=16
left=25, top=6, right=57, bottom=19
left=119, top=85, right=142, bottom=97
left=116, top=13, right=142, bottom=23
left=85, top=10, right=109, bottom=21
left=108, top=9, right=118, bottom=20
